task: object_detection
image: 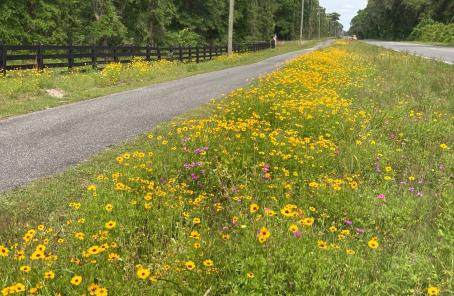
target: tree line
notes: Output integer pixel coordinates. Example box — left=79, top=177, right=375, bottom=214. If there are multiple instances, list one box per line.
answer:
left=349, top=0, right=454, bottom=40
left=0, top=0, right=342, bottom=46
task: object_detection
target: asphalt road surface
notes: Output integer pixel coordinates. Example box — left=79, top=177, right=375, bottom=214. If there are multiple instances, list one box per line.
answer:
left=0, top=41, right=331, bottom=192
left=364, top=40, right=454, bottom=64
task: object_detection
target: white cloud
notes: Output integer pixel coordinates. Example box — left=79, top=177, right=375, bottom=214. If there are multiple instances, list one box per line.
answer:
left=318, top=0, right=368, bottom=30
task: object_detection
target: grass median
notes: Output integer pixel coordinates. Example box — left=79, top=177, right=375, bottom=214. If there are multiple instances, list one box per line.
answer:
left=0, top=41, right=453, bottom=295
left=0, top=41, right=318, bottom=120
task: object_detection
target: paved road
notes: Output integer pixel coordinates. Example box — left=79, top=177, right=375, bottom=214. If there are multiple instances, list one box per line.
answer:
left=364, top=40, right=454, bottom=64
left=0, top=41, right=331, bottom=192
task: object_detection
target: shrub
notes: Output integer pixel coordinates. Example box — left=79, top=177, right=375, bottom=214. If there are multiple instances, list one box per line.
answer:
left=409, top=19, right=454, bottom=44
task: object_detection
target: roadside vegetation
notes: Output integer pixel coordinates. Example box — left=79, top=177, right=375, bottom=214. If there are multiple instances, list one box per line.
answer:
left=0, top=41, right=317, bottom=119
left=0, top=41, right=452, bottom=295
left=349, top=0, right=453, bottom=44
left=409, top=18, right=454, bottom=45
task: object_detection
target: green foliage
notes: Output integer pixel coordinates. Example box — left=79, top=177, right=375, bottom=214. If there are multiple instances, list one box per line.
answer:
left=408, top=17, right=437, bottom=40
left=0, top=0, right=341, bottom=45
left=349, top=0, right=454, bottom=41
left=410, top=19, right=454, bottom=44
left=165, top=29, right=203, bottom=47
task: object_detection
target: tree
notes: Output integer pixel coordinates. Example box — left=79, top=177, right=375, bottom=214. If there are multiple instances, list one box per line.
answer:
left=0, top=0, right=340, bottom=45
left=349, top=0, right=454, bottom=40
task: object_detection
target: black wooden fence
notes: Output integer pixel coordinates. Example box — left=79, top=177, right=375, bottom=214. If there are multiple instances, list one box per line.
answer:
left=0, top=41, right=271, bottom=73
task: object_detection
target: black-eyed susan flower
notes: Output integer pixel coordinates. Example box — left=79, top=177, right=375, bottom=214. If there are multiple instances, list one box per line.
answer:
left=0, top=245, right=9, bottom=257
left=30, top=251, right=45, bottom=260
left=137, top=267, right=151, bottom=279
left=105, top=220, right=116, bottom=230
left=203, top=259, right=214, bottom=267
left=14, top=250, right=25, bottom=260
left=29, top=287, right=39, bottom=294
left=44, top=271, right=55, bottom=280
left=105, top=204, right=113, bottom=212
left=249, top=203, right=259, bottom=213
left=247, top=272, right=255, bottom=279
left=317, top=240, right=328, bottom=250
left=70, top=275, right=82, bottom=286
left=108, top=252, right=120, bottom=261
left=289, top=224, right=299, bottom=233
left=185, top=261, right=196, bottom=270
left=87, top=283, right=99, bottom=294
left=329, top=225, right=338, bottom=233
left=190, top=230, right=200, bottom=239
left=427, top=287, right=440, bottom=295
left=368, top=239, right=379, bottom=249
left=74, top=232, right=85, bottom=240
left=346, top=249, right=355, bottom=255
left=300, top=217, right=314, bottom=226
left=20, top=265, right=31, bottom=273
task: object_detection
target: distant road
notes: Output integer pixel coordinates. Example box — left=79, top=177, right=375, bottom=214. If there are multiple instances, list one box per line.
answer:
left=363, top=40, right=454, bottom=64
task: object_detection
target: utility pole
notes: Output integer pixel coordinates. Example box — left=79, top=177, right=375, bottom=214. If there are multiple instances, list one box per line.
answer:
left=328, top=20, right=331, bottom=37
left=299, top=0, right=305, bottom=44
left=317, top=8, right=321, bottom=40
left=228, top=0, right=234, bottom=56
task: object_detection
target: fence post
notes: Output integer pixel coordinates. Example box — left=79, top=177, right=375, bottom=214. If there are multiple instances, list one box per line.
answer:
left=179, top=46, right=183, bottom=62
left=37, top=43, right=44, bottom=71
left=91, top=45, right=97, bottom=69
left=195, top=47, right=199, bottom=63
left=68, top=42, right=74, bottom=69
left=0, top=41, right=6, bottom=75
left=188, top=47, right=192, bottom=62
left=209, top=46, right=212, bottom=60
left=157, top=47, right=161, bottom=60
left=146, top=45, right=151, bottom=61
left=169, top=46, right=174, bottom=61
left=113, top=46, right=118, bottom=63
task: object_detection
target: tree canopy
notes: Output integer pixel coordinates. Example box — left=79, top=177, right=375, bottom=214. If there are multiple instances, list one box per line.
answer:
left=349, top=0, right=454, bottom=40
left=0, top=0, right=342, bottom=45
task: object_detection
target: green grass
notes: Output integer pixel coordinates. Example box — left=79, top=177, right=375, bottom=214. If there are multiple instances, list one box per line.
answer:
left=0, top=41, right=318, bottom=120
left=0, top=41, right=453, bottom=295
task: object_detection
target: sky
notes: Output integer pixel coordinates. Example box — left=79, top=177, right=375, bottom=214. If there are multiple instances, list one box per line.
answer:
left=319, top=0, right=368, bottom=30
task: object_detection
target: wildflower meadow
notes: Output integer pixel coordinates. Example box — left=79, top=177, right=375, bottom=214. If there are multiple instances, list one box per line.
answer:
left=0, top=41, right=452, bottom=295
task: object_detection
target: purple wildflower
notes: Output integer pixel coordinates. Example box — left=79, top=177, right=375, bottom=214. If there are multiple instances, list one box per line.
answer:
left=355, top=228, right=365, bottom=234
left=194, top=146, right=209, bottom=154
left=293, top=231, right=302, bottom=238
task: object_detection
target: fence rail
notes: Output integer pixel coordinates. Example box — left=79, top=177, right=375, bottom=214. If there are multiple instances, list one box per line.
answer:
left=0, top=41, right=272, bottom=73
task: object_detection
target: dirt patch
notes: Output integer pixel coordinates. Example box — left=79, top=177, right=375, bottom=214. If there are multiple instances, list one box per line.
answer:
left=45, top=88, right=65, bottom=98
